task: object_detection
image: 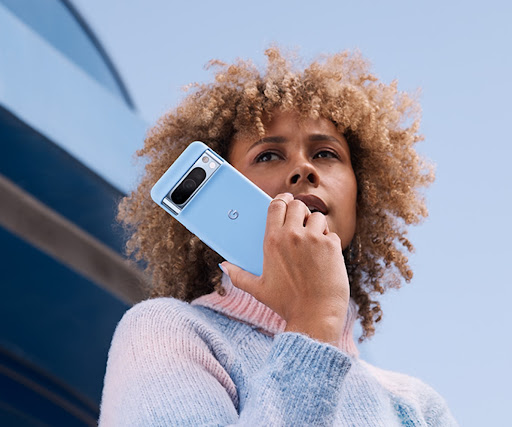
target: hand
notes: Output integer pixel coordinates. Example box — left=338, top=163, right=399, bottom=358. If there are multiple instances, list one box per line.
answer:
left=220, top=192, right=350, bottom=345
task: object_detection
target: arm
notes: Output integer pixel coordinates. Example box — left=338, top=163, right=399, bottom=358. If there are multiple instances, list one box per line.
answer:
left=422, top=386, right=459, bottom=427
left=361, top=361, right=459, bottom=427
left=98, top=299, right=352, bottom=427
left=239, top=332, right=351, bottom=426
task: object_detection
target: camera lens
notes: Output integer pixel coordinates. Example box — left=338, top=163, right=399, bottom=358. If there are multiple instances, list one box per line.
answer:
left=171, top=167, right=206, bottom=205
left=182, top=179, right=196, bottom=192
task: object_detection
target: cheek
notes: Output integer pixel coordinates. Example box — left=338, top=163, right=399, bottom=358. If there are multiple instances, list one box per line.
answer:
left=332, top=171, right=357, bottom=201
left=343, top=171, right=358, bottom=204
left=330, top=174, right=358, bottom=223
left=242, top=170, right=283, bottom=198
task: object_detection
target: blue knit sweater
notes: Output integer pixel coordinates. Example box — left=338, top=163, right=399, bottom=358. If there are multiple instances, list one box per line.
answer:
left=98, top=274, right=458, bottom=426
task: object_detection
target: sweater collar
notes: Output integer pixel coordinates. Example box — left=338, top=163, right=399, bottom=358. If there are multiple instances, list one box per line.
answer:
left=191, top=273, right=360, bottom=358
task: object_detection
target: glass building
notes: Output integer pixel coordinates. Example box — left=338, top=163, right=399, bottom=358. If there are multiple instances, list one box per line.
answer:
left=0, top=1, right=148, bottom=425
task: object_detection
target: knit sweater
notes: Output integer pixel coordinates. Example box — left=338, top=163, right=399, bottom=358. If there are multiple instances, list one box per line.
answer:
left=98, top=273, right=458, bottom=426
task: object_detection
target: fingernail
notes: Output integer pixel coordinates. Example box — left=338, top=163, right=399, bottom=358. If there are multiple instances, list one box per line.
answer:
left=218, top=263, right=229, bottom=276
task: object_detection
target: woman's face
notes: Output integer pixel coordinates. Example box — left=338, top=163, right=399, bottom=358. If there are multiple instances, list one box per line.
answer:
left=229, top=111, right=358, bottom=249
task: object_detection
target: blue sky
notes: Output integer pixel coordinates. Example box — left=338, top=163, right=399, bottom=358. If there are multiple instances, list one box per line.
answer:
left=72, top=1, right=512, bottom=425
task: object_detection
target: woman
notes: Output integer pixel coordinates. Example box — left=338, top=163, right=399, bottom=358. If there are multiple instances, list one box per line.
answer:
left=98, top=48, right=458, bottom=426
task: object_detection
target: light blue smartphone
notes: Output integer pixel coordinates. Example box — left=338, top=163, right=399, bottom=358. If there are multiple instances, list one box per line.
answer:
left=151, top=141, right=272, bottom=276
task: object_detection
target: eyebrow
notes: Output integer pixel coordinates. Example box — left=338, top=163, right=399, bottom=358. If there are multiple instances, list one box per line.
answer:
left=247, top=134, right=347, bottom=153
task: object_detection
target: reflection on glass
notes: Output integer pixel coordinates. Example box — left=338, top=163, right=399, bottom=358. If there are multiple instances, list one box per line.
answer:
left=1, top=0, right=129, bottom=106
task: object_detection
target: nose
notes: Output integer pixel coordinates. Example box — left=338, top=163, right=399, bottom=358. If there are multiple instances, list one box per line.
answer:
left=287, top=156, right=320, bottom=187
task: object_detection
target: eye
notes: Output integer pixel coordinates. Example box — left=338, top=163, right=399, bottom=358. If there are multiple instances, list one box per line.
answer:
left=255, top=151, right=281, bottom=162
left=314, top=150, right=339, bottom=159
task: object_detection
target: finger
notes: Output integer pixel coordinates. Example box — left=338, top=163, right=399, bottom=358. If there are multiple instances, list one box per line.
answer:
left=304, top=212, right=329, bottom=235
left=220, top=261, right=261, bottom=298
left=283, top=199, right=310, bottom=229
left=266, top=192, right=294, bottom=231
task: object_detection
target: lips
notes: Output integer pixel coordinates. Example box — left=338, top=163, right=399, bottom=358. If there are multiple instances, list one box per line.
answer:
left=293, top=194, right=328, bottom=215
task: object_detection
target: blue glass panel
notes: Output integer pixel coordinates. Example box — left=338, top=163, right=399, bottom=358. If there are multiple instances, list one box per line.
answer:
left=0, top=0, right=129, bottom=106
left=0, top=106, right=126, bottom=254
left=0, top=362, right=94, bottom=426
left=0, top=225, right=129, bottom=405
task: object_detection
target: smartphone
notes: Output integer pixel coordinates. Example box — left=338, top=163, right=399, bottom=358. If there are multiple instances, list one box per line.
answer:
left=151, top=141, right=272, bottom=276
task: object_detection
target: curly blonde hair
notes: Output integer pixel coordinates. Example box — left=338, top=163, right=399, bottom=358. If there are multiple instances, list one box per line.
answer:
left=118, top=47, right=434, bottom=342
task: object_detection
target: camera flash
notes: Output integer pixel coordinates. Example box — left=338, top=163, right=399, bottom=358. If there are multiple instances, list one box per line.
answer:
left=202, top=156, right=209, bottom=163
left=209, top=162, right=216, bottom=169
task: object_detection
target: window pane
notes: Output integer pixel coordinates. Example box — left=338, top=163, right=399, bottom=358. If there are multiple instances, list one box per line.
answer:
left=1, top=0, right=130, bottom=107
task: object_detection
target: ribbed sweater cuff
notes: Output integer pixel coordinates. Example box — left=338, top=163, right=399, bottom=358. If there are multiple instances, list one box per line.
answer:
left=269, top=332, right=352, bottom=382
left=239, top=332, right=352, bottom=425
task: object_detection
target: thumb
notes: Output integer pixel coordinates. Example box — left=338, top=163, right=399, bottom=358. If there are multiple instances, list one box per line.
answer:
left=219, top=261, right=260, bottom=297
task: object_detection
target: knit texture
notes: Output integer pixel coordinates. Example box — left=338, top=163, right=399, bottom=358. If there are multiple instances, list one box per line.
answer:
left=98, top=274, right=458, bottom=426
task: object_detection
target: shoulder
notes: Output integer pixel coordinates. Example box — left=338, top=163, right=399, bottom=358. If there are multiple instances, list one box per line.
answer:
left=109, top=297, right=218, bottom=360
left=117, top=297, right=198, bottom=330
left=360, top=359, right=434, bottom=397
left=359, top=360, right=457, bottom=426
left=100, top=300, right=241, bottom=425
left=113, top=298, right=193, bottom=337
